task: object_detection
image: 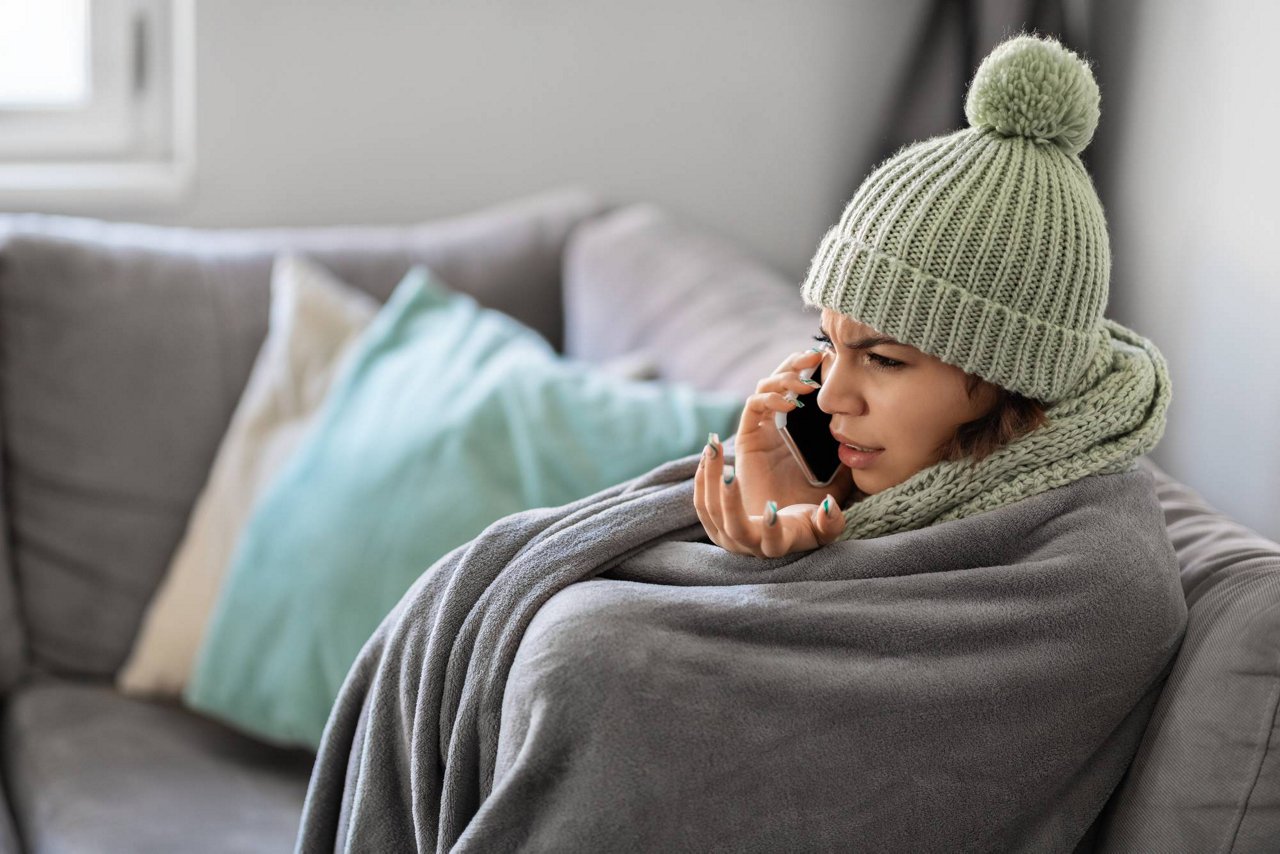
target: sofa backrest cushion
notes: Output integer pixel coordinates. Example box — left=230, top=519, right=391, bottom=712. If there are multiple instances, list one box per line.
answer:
left=562, top=203, right=819, bottom=397
left=0, top=456, right=21, bottom=694
left=0, top=186, right=611, bottom=681
left=1094, top=456, right=1280, bottom=852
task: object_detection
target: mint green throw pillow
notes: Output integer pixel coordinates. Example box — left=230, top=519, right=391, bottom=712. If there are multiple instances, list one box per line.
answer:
left=184, top=267, right=742, bottom=749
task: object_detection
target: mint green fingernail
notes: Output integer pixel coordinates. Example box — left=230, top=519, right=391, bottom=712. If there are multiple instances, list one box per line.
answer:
left=765, top=500, right=778, bottom=526
left=822, top=497, right=831, bottom=515
left=801, top=378, right=821, bottom=387
left=706, top=432, right=719, bottom=458
left=723, top=465, right=735, bottom=485
left=791, top=397, right=805, bottom=408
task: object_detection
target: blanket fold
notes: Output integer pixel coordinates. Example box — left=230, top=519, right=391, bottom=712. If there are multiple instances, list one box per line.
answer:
left=295, top=453, right=1186, bottom=853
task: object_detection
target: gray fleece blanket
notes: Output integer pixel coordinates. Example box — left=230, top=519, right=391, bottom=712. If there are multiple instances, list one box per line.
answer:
left=294, top=452, right=1187, bottom=853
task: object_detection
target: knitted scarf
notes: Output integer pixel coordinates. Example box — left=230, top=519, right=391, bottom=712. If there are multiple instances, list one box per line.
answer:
left=836, top=317, right=1171, bottom=540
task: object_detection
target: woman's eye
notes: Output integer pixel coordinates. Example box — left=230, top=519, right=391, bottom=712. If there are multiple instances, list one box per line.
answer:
left=867, top=353, right=904, bottom=370
left=813, top=332, right=901, bottom=369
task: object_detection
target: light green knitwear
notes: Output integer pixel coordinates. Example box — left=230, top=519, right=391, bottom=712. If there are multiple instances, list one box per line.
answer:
left=797, top=33, right=1173, bottom=540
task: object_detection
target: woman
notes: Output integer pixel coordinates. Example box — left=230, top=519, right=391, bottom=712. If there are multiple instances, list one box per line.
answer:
left=297, top=34, right=1185, bottom=853
left=696, top=30, right=1164, bottom=556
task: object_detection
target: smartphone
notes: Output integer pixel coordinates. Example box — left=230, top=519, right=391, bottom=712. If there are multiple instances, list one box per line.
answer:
left=774, top=358, right=842, bottom=487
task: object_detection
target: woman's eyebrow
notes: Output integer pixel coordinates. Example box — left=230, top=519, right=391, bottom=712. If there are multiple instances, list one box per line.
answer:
left=819, top=325, right=902, bottom=350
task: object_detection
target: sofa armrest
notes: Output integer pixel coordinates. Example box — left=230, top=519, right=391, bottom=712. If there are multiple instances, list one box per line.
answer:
left=0, top=767, right=19, bottom=854
left=1096, top=456, right=1280, bottom=852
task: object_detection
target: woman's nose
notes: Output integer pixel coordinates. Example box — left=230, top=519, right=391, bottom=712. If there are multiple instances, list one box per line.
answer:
left=816, top=359, right=866, bottom=415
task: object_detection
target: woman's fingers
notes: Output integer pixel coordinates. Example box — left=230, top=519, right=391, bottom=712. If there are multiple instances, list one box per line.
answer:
left=759, top=352, right=825, bottom=394
left=761, top=500, right=844, bottom=557
left=736, top=391, right=804, bottom=439
left=718, top=462, right=755, bottom=547
left=754, top=376, right=823, bottom=403
left=735, top=349, right=828, bottom=448
left=693, top=439, right=725, bottom=545
left=697, top=433, right=769, bottom=557
left=702, top=433, right=728, bottom=539
left=695, top=430, right=843, bottom=559
left=758, top=499, right=789, bottom=557
left=771, top=348, right=826, bottom=377
left=813, top=494, right=846, bottom=545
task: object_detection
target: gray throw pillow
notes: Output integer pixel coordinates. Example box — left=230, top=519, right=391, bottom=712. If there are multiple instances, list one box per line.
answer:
left=563, top=203, right=819, bottom=398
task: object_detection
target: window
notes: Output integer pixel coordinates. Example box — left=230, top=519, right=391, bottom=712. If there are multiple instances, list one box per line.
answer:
left=0, top=0, right=194, bottom=207
left=0, top=1, right=88, bottom=108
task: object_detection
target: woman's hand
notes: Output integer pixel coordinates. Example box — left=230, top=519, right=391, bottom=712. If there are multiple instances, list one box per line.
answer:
left=731, top=348, right=855, bottom=514
left=693, top=346, right=856, bottom=556
left=694, top=432, right=846, bottom=557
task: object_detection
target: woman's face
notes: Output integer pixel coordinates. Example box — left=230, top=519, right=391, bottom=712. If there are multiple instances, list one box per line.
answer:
left=814, top=308, right=999, bottom=497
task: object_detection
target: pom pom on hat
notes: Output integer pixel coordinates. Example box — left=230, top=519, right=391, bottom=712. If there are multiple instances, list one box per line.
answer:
left=963, top=33, right=1100, bottom=156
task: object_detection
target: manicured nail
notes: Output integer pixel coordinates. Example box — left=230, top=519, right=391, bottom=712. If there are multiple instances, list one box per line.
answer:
left=722, top=464, right=735, bottom=485
left=706, top=432, right=719, bottom=458
left=791, top=397, right=805, bottom=408
left=822, top=497, right=831, bottom=516
left=806, top=347, right=824, bottom=353
left=801, top=378, right=821, bottom=387
left=765, top=501, right=778, bottom=526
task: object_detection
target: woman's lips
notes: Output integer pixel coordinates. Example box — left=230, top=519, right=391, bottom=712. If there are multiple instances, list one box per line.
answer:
left=830, top=428, right=881, bottom=451
left=838, top=444, right=884, bottom=469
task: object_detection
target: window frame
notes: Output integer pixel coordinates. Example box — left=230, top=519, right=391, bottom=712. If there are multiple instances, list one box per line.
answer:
left=0, top=0, right=195, bottom=209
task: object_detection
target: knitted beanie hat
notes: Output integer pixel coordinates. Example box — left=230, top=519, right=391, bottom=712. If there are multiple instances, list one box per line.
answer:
left=792, top=33, right=1174, bottom=541
left=800, top=33, right=1109, bottom=404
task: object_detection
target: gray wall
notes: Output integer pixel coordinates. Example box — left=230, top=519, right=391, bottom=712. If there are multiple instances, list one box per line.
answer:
left=153, top=0, right=925, bottom=280
left=1094, top=0, right=1280, bottom=540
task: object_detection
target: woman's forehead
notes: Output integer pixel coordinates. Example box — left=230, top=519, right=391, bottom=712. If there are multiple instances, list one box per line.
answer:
left=820, top=309, right=891, bottom=340
left=819, top=308, right=934, bottom=361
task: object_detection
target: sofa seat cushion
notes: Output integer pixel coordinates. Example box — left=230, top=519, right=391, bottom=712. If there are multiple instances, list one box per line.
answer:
left=1, top=676, right=313, bottom=853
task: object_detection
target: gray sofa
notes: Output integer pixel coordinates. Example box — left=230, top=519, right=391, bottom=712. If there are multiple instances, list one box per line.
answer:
left=0, top=186, right=1276, bottom=853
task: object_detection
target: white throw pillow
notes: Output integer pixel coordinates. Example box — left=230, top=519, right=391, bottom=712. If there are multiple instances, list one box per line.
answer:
left=116, top=255, right=380, bottom=698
